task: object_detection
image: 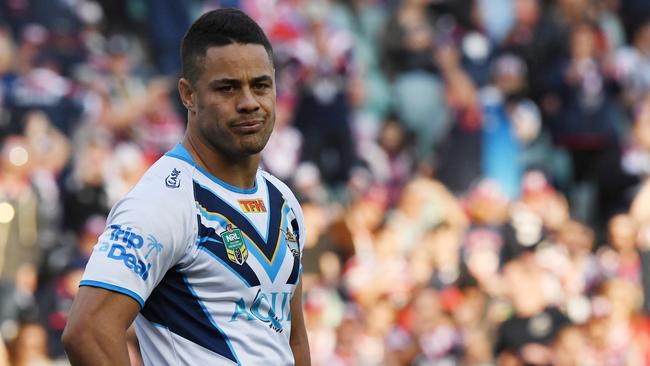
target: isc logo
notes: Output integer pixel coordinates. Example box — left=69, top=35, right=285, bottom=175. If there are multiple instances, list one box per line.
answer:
left=166, top=168, right=181, bottom=188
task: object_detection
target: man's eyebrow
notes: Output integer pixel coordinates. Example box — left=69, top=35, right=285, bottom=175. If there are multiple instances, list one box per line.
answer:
left=251, top=75, right=273, bottom=83
left=208, top=75, right=272, bottom=86
left=209, top=78, right=240, bottom=86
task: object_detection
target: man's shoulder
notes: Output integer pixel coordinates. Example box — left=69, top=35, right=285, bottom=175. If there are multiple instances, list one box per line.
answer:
left=125, top=154, right=195, bottom=204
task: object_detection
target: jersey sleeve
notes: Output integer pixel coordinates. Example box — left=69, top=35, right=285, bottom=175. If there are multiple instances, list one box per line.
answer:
left=80, top=180, right=196, bottom=308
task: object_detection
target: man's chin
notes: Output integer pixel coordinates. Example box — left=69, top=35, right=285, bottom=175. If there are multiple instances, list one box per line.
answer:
left=235, top=140, right=266, bottom=156
left=241, top=146, right=265, bottom=155
left=239, top=135, right=271, bottom=155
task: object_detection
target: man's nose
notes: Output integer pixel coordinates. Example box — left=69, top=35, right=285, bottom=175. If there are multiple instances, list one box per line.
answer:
left=236, top=87, right=261, bottom=113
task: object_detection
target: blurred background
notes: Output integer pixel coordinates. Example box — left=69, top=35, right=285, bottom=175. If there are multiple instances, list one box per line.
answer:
left=1, top=0, right=650, bottom=365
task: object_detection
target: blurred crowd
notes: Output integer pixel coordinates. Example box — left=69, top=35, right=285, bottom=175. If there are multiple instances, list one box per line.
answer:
left=1, top=0, right=650, bottom=365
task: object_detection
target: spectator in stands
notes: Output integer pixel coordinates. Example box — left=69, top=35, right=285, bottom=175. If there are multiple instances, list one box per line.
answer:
left=598, top=213, right=641, bottom=283
left=4, top=45, right=82, bottom=136
left=130, top=77, right=184, bottom=159
left=381, top=0, right=449, bottom=165
left=480, top=53, right=543, bottom=198
left=388, top=287, right=462, bottom=365
left=502, top=0, right=568, bottom=103
left=23, top=112, right=70, bottom=261
left=622, top=93, right=650, bottom=178
left=518, top=170, right=571, bottom=235
left=60, top=132, right=111, bottom=234
left=495, top=255, right=570, bottom=365
left=291, top=14, right=358, bottom=187
left=6, top=322, right=52, bottom=366
left=587, top=279, right=646, bottom=364
left=434, top=43, right=482, bottom=193
left=0, top=136, right=40, bottom=281
left=451, top=286, right=494, bottom=365
left=374, top=114, right=416, bottom=206
left=92, top=34, right=150, bottom=137
left=551, top=325, right=595, bottom=365
left=0, top=264, right=38, bottom=345
left=615, top=20, right=650, bottom=109
left=552, top=220, right=600, bottom=299
left=36, top=259, right=84, bottom=360
left=0, top=25, right=16, bottom=130
left=549, top=21, right=625, bottom=227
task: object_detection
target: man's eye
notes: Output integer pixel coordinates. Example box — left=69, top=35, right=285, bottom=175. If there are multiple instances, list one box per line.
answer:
left=253, top=83, right=271, bottom=90
left=217, top=85, right=234, bottom=92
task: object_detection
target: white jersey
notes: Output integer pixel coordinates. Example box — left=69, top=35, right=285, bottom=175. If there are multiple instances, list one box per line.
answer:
left=80, top=144, right=305, bottom=365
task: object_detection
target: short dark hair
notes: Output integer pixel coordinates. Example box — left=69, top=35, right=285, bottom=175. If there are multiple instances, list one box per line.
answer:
left=181, top=8, right=273, bottom=84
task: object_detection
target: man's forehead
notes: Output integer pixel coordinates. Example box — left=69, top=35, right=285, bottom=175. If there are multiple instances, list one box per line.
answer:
left=195, top=43, right=273, bottom=81
left=204, top=43, right=273, bottom=67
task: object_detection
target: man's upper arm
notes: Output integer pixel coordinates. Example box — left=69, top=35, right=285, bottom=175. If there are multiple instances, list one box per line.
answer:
left=62, top=286, right=142, bottom=365
left=67, top=286, right=141, bottom=333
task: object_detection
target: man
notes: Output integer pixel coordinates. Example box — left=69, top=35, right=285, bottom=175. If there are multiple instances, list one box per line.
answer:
left=62, top=9, right=311, bottom=365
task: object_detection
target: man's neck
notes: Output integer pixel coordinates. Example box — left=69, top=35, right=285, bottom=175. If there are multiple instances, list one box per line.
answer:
left=182, top=136, right=260, bottom=190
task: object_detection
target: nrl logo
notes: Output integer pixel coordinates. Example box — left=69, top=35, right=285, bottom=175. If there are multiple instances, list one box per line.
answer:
left=165, top=168, right=181, bottom=188
left=220, top=224, right=248, bottom=265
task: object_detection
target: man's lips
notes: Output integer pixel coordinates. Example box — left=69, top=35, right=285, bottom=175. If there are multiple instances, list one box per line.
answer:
left=231, top=119, right=264, bottom=133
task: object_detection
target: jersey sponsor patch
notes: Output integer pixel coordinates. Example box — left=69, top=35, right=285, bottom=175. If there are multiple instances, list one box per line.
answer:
left=220, top=224, right=248, bottom=265
left=238, top=199, right=266, bottom=213
left=229, top=290, right=291, bottom=333
left=96, top=225, right=164, bottom=280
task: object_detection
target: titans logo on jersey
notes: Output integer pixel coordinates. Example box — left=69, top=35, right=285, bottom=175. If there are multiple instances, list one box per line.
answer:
left=79, top=144, right=304, bottom=365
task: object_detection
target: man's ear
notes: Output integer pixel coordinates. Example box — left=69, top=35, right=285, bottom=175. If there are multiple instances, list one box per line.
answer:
left=178, top=78, right=195, bottom=112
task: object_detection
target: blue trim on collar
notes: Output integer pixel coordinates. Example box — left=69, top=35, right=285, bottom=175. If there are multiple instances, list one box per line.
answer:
left=165, top=143, right=258, bottom=194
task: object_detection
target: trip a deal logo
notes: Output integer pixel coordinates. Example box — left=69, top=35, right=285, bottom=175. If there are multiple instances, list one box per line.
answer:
left=96, top=225, right=164, bottom=280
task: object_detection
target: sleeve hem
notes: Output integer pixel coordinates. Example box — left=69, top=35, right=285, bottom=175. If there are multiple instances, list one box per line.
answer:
left=79, top=280, right=145, bottom=309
